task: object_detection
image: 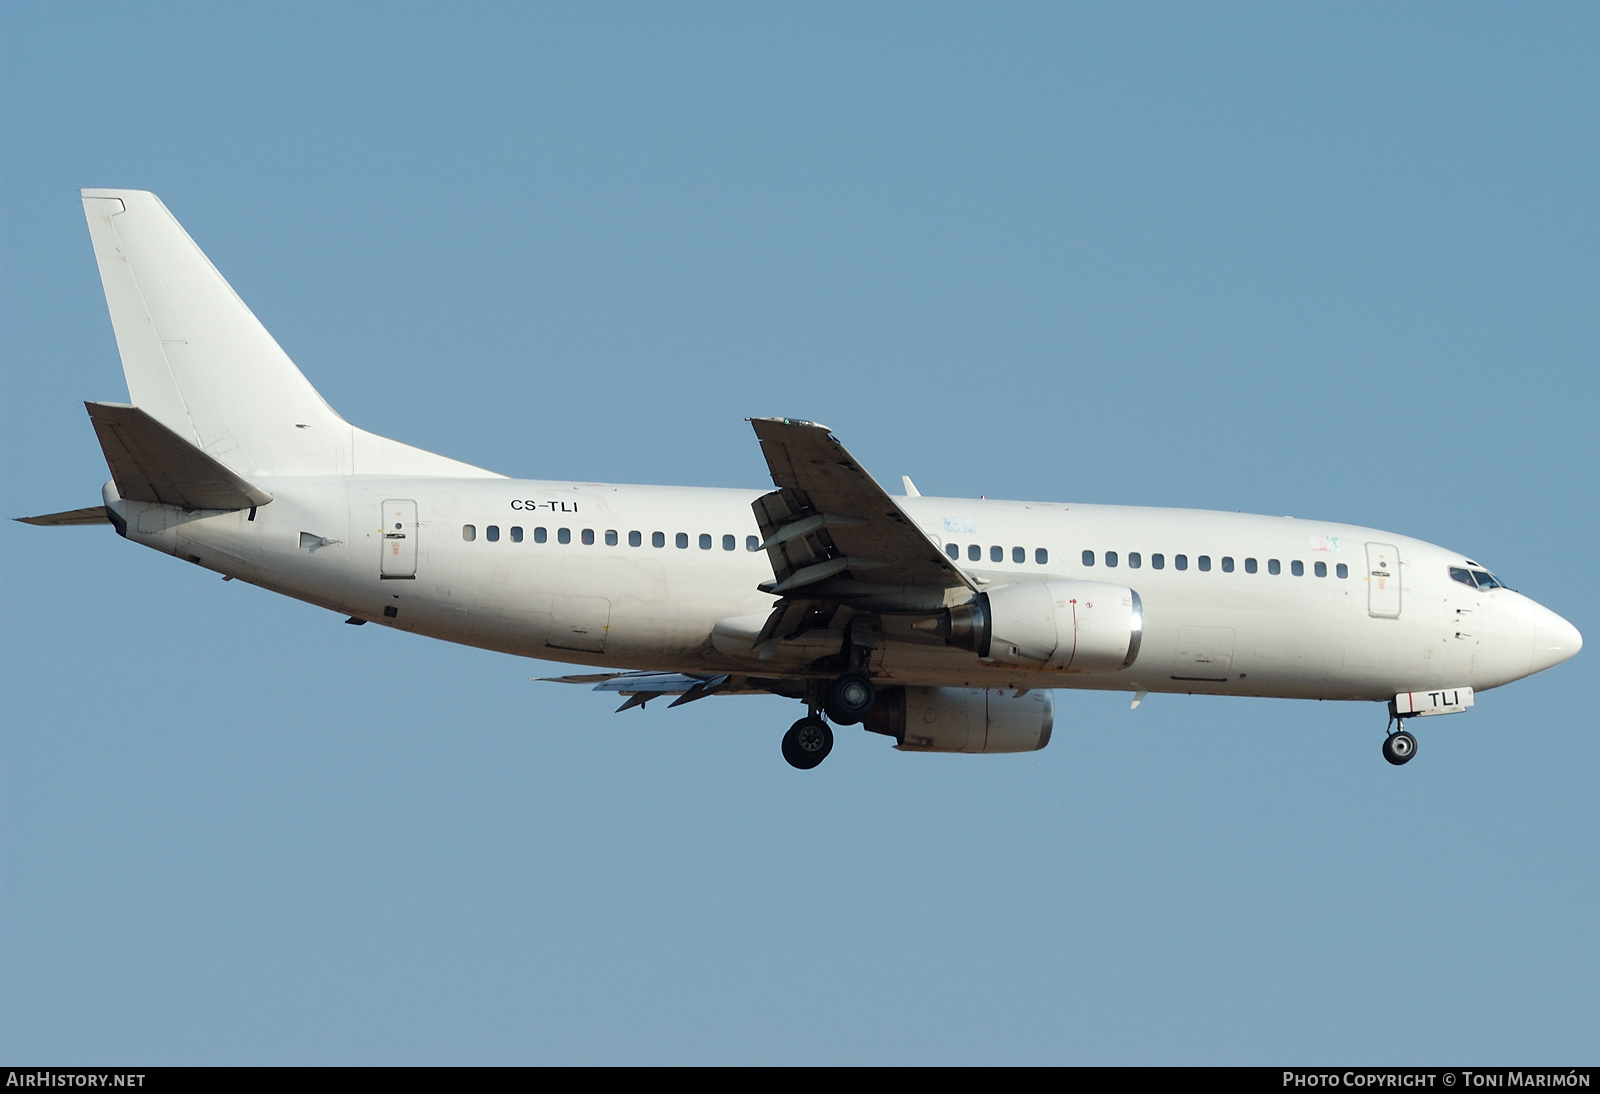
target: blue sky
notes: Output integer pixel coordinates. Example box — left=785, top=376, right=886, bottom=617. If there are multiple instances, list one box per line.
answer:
left=2, top=3, right=1596, bottom=1064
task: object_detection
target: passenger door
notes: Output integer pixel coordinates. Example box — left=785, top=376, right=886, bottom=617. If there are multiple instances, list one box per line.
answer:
left=1366, top=542, right=1400, bottom=618
left=380, top=499, right=417, bottom=579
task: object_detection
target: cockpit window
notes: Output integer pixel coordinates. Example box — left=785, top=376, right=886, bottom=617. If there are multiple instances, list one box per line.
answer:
left=1451, top=566, right=1507, bottom=591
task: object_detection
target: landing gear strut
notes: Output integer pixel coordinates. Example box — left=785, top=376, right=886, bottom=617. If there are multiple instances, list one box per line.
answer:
left=782, top=716, right=834, bottom=770
left=824, top=672, right=876, bottom=725
left=1383, top=727, right=1418, bottom=766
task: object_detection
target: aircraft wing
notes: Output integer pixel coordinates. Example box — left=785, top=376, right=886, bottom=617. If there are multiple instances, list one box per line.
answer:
left=538, top=670, right=783, bottom=712
left=749, top=417, right=972, bottom=597
left=540, top=671, right=724, bottom=693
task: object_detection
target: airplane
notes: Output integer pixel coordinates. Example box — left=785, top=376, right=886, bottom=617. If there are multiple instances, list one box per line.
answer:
left=18, top=190, right=1583, bottom=770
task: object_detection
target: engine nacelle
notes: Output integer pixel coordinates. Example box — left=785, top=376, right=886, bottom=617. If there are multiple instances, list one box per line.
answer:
left=941, top=580, right=1142, bottom=671
left=863, top=687, right=1054, bottom=754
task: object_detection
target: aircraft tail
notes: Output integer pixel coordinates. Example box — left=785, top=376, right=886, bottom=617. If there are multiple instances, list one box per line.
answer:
left=80, top=190, right=499, bottom=480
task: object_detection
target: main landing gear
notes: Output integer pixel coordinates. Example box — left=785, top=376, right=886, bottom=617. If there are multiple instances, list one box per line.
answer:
left=782, top=716, right=834, bottom=770
left=781, top=673, right=877, bottom=769
left=824, top=672, right=876, bottom=725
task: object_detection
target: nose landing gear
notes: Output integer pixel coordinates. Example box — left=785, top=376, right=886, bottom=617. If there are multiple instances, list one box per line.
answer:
left=1383, top=726, right=1418, bottom=766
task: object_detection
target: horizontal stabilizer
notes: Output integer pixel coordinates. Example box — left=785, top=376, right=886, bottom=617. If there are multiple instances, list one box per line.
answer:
left=15, top=506, right=111, bottom=526
left=87, top=401, right=273, bottom=510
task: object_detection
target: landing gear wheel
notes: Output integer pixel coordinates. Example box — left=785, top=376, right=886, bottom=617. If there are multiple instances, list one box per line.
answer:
left=824, top=673, right=876, bottom=726
left=1383, top=729, right=1418, bottom=766
left=782, top=717, right=834, bottom=770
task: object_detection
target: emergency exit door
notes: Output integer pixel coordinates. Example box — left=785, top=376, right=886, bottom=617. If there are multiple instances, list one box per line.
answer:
left=1366, top=542, right=1400, bottom=618
left=381, top=499, right=417, bottom=579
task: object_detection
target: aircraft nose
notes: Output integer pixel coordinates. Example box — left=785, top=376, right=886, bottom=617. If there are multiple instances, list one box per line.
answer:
left=1532, top=605, right=1583, bottom=674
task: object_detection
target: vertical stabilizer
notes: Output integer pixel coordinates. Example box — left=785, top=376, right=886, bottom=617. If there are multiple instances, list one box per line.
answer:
left=80, top=190, right=497, bottom=479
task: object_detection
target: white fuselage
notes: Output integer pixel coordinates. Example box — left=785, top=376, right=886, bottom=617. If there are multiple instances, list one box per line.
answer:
left=63, top=188, right=1581, bottom=731
left=108, top=474, right=1579, bottom=704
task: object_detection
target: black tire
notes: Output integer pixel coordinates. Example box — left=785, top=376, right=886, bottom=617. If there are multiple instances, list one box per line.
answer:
left=1382, top=730, right=1417, bottom=766
left=824, top=673, right=876, bottom=726
left=782, top=717, right=834, bottom=770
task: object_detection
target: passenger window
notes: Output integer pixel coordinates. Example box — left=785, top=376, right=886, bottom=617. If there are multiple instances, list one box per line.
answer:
left=535, top=527, right=548, bottom=544
left=558, top=528, right=571, bottom=544
left=968, top=544, right=981, bottom=562
left=723, top=535, right=735, bottom=551
left=747, top=535, right=760, bottom=551
left=1035, top=548, right=1048, bottom=565
left=462, top=524, right=477, bottom=542
left=1083, top=550, right=1095, bottom=567
left=510, top=526, right=524, bottom=543
left=1152, top=553, right=1165, bottom=570
left=1221, top=556, right=1234, bottom=573
left=582, top=529, right=595, bottom=545
left=946, top=543, right=960, bottom=560
left=1106, top=551, right=1118, bottom=568
left=699, top=533, right=712, bottom=550
left=605, top=530, right=618, bottom=546
left=986, top=545, right=998, bottom=562
left=1315, top=561, right=1327, bottom=577
left=1198, top=555, right=1211, bottom=572
left=1336, top=563, right=1348, bottom=579
left=675, top=532, right=689, bottom=549
left=487, top=525, right=500, bottom=542
left=629, top=530, right=642, bottom=547
left=652, top=531, right=665, bottom=548
left=1175, top=554, right=1188, bottom=571
left=1012, top=546, right=1024, bottom=563
left=1244, top=558, right=1257, bottom=573
left=1291, top=560, right=1304, bottom=576
left=1129, top=552, right=1142, bottom=569
left=1268, top=559, right=1280, bottom=575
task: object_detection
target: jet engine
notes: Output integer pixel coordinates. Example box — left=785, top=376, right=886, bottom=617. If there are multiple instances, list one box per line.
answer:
left=863, top=686, right=1054, bottom=753
left=927, top=580, right=1142, bottom=671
